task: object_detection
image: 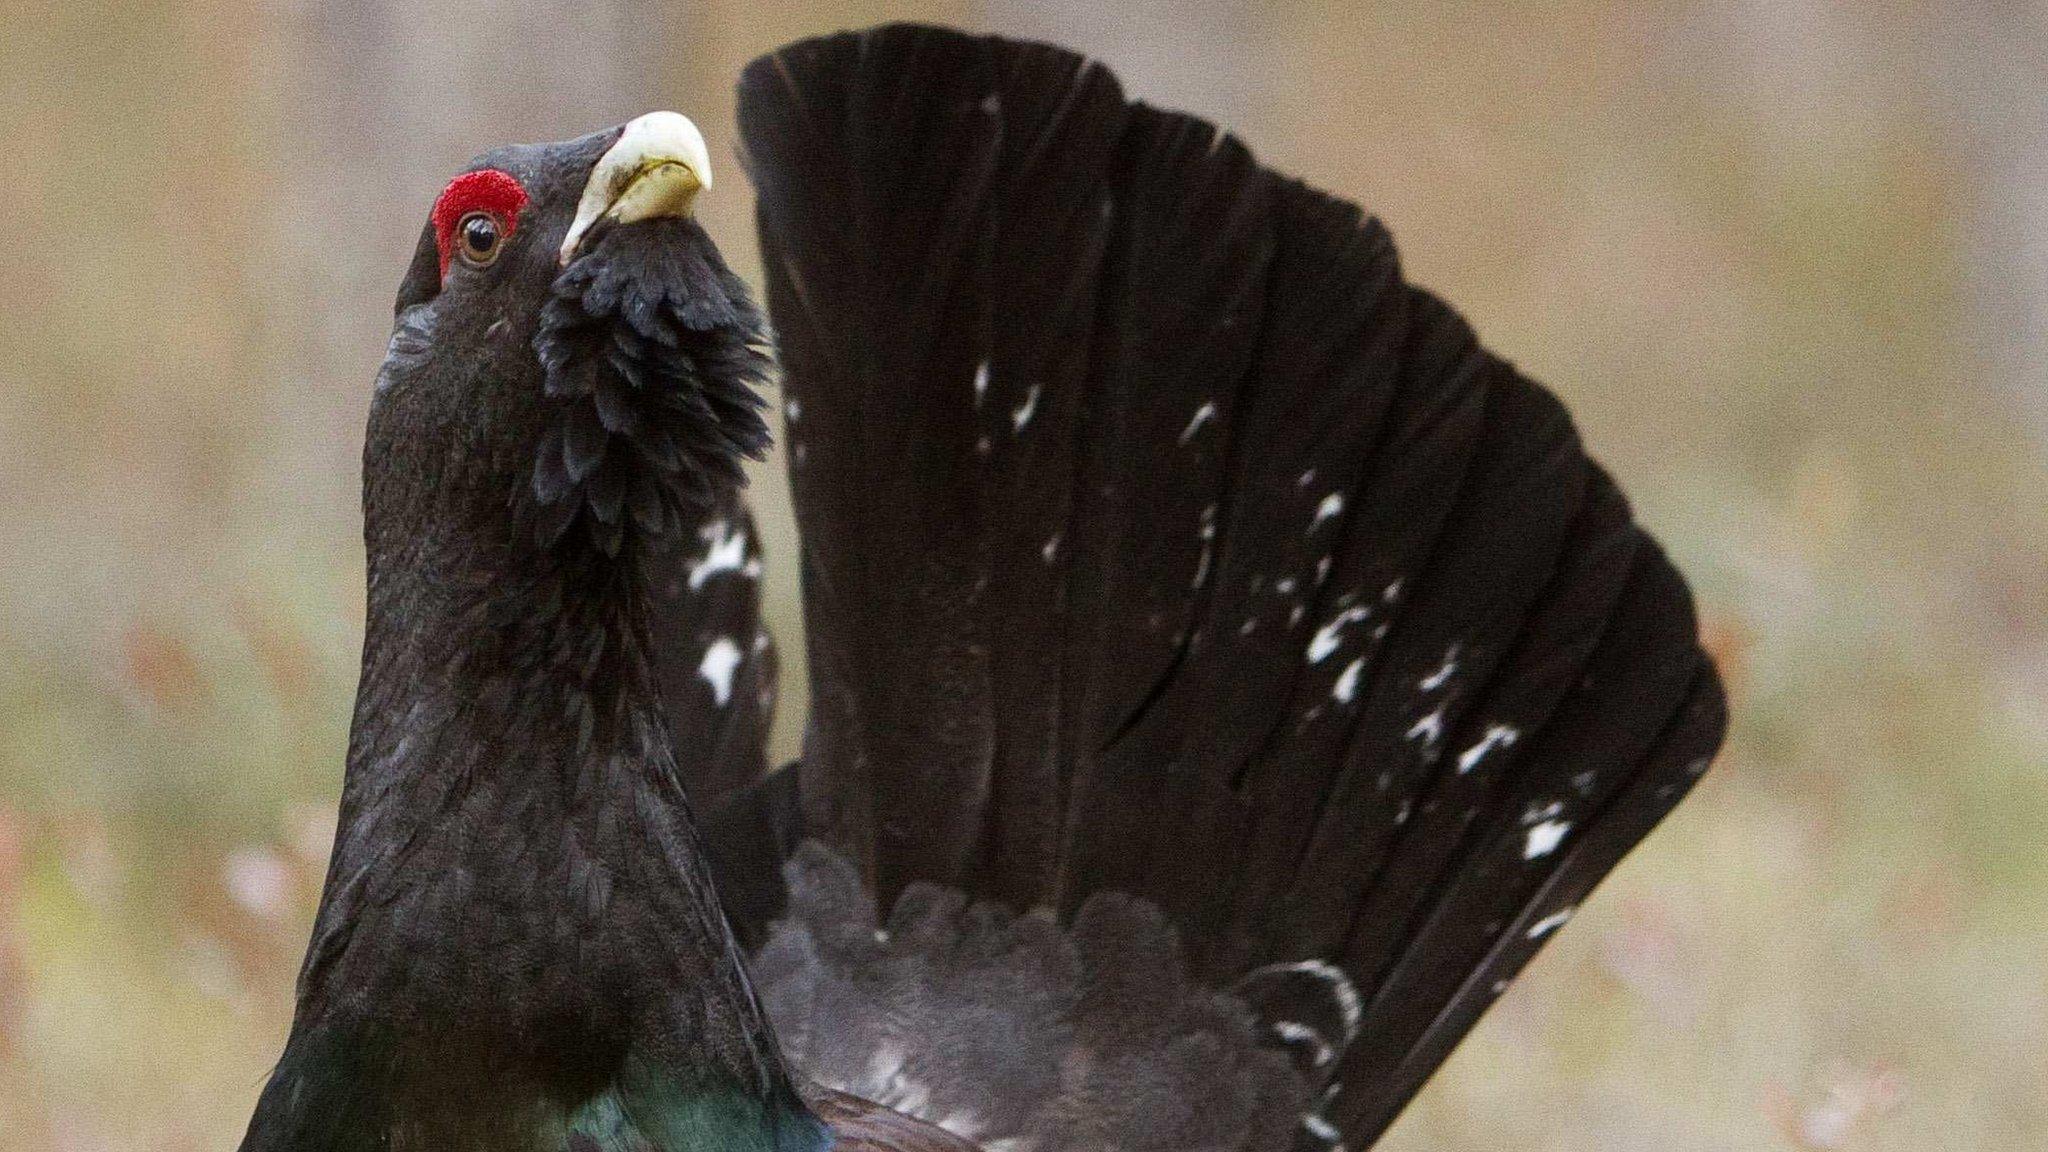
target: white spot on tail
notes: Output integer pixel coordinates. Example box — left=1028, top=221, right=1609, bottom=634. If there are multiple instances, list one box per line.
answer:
left=1193, top=505, right=1218, bottom=589
left=1262, top=959, right=1362, bottom=1040
left=1523, top=819, right=1572, bottom=860
left=1308, top=606, right=1372, bottom=663
left=1406, top=706, right=1446, bottom=746
left=973, top=360, right=989, bottom=406
left=1419, top=643, right=1460, bottom=691
left=699, top=637, right=741, bottom=706
left=1179, top=401, right=1217, bottom=444
left=1011, top=384, right=1040, bottom=432
left=1333, top=657, right=1364, bottom=703
left=1311, top=493, right=1345, bottom=532
left=1042, top=534, right=1061, bottom=564
left=1272, top=1020, right=1335, bottom=1069
left=1457, top=724, right=1520, bottom=774
left=1302, top=1113, right=1344, bottom=1146
left=784, top=397, right=801, bottom=422
left=688, top=521, right=749, bottom=590
left=1526, top=907, right=1575, bottom=940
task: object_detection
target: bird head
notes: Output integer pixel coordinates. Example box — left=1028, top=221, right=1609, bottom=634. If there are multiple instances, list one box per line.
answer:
left=368, top=112, right=770, bottom=573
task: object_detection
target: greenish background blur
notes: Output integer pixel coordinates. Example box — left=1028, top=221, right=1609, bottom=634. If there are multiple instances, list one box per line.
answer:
left=3, top=1, right=2044, bottom=1148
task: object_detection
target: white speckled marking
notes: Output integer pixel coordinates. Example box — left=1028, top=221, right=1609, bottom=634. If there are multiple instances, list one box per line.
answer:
left=1523, top=819, right=1572, bottom=859
left=1457, top=724, right=1520, bottom=774
left=1272, top=1020, right=1334, bottom=1068
left=1308, top=606, right=1372, bottom=663
left=688, top=521, right=749, bottom=590
left=1526, top=907, right=1575, bottom=939
left=1406, top=706, right=1446, bottom=746
left=1179, top=400, right=1217, bottom=444
left=698, top=637, right=741, bottom=706
left=1264, top=959, right=1362, bottom=1040
left=1419, top=643, right=1460, bottom=692
left=1333, top=657, right=1364, bottom=703
left=1311, top=492, right=1345, bottom=531
left=1011, top=384, right=1040, bottom=432
left=972, top=360, right=989, bottom=406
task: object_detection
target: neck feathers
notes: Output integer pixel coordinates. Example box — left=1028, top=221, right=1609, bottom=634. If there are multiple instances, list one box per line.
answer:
left=253, top=556, right=806, bottom=1149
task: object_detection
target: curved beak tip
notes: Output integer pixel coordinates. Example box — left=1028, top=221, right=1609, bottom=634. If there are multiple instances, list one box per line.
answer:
left=559, top=111, right=714, bottom=266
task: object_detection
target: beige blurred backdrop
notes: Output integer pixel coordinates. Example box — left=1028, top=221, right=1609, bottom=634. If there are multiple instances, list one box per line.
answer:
left=3, top=1, right=2046, bottom=1148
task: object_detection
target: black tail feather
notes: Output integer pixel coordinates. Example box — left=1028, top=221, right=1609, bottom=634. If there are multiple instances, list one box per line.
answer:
left=735, top=23, right=1726, bottom=1148
left=751, top=28, right=1009, bottom=903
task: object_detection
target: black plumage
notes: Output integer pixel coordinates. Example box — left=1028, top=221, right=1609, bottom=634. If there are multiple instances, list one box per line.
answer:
left=530, top=215, right=773, bottom=553
left=719, top=23, right=1728, bottom=1152
left=242, top=124, right=817, bottom=1152
left=245, top=22, right=1726, bottom=1152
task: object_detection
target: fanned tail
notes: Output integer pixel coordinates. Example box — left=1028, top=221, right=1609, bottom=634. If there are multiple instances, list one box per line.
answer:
left=734, top=24, right=1726, bottom=1148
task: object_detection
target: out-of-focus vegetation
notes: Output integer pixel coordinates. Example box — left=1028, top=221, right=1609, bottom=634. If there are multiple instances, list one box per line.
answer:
left=1, top=1, right=2043, bottom=1148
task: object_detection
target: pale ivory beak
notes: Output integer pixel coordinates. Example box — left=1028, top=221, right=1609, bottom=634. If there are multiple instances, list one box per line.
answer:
left=558, top=111, right=713, bottom=265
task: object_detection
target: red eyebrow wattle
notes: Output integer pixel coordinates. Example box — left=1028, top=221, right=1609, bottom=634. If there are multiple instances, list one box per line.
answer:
left=431, top=168, right=530, bottom=274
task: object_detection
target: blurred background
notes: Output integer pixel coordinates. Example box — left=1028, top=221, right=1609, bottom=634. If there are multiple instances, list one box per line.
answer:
left=2, top=0, right=2044, bottom=1148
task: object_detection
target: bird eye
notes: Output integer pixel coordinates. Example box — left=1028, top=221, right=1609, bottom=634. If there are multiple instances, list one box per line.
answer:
left=456, top=212, right=502, bottom=267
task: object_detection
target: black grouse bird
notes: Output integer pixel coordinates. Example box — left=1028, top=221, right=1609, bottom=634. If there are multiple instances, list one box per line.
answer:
left=244, top=23, right=1727, bottom=1152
